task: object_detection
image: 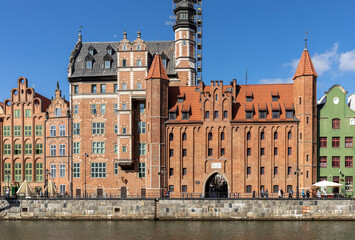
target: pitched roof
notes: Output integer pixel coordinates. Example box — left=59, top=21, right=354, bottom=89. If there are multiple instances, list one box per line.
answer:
left=145, top=54, right=169, bottom=80
left=293, top=49, right=318, bottom=79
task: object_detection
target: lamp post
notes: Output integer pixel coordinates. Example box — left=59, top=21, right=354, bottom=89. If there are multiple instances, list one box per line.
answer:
left=294, top=168, right=303, bottom=199
left=5, top=170, right=11, bottom=195
left=84, top=153, right=89, bottom=198
left=45, top=169, right=50, bottom=198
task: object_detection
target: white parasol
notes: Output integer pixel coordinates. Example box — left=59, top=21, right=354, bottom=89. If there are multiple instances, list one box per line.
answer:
left=310, top=180, right=342, bottom=190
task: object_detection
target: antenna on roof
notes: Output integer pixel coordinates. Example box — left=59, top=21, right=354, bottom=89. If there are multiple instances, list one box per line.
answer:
left=305, top=31, right=308, bottom=50
left=157, top=42, right=160, bottom=55
left=246, top=69, right=248, bottom=85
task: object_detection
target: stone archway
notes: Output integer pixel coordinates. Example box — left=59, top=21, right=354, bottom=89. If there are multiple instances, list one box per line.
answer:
left=204, top=172, right=228, bottom=198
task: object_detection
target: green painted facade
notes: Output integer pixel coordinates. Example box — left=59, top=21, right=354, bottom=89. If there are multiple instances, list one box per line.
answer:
left=318, top=85, right=355, bottom=196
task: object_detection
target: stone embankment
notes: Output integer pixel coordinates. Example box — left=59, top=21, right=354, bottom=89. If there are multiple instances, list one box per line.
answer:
left=0, top=198, right=354, bottom=220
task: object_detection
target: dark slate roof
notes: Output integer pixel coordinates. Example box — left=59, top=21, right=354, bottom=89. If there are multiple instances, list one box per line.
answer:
left=70, top=41, right=175, bottom=78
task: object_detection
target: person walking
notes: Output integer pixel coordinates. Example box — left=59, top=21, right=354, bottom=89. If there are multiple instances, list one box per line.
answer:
left=302, top=190, right=305, bottom=198
left=5, top=188, right=10, bottom=198
left=306, top=189, right=310, bottom=198
left=316, top=189, right=321, bottom=198
left=288, top=189, right=293, bottom=199
left=265, top=189, right=269, bottom=198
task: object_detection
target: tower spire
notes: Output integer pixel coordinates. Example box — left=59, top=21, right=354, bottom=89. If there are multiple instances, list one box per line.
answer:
left=293, top=38, right=318, bottom=80
left=304, top=31, right=308, bottom=50
left=137, top=30, right=141, bottom=39
left=123, top=30, right=127, bottom=39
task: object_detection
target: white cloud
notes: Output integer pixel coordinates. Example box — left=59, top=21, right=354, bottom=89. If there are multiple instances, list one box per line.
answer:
left=259, top=78, right=292, bottom=84
left=339, top=49, right=355, bottom=72
left=312, top=43, right=339, bottom=75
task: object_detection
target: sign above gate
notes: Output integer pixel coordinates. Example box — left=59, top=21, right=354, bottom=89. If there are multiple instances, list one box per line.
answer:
left=211, top=162, right=222, bottom=169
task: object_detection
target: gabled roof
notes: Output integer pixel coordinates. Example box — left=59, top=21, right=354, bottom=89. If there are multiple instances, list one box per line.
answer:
left=293, top=49, right=318, bottom=79
left=145, top=54, right=169, bottom=80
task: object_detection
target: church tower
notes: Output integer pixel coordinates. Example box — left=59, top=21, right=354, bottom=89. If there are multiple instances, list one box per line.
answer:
left=173, top=0, right=197, bottom=86
left=293, top=39, right=318, bottom=191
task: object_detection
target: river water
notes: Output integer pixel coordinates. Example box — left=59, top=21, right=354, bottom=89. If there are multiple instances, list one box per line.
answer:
left=0, top=221, right=352, bottom=240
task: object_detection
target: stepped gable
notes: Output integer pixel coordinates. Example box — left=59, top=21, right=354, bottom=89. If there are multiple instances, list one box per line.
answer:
left=293, top=49, right=318, bottom=79
left=145, top=54, right=169, bottom=80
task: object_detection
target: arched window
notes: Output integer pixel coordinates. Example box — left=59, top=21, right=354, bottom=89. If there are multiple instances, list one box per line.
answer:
left=247, top=132, right=251, bottom=140
left=260, top=131, right=265, bottom=140
left=332, top=118, right=340, bottom=129
left=274, top=131, right=278, bottom=140
left=288, top=131, right=292, bottom=140
left=169, top=133, right=174, bottom=141
left=221, top=132, right=225, bottom=141
left=208, top=132, right=212, bottom=141
left=182, top=133, right=187, bottom=141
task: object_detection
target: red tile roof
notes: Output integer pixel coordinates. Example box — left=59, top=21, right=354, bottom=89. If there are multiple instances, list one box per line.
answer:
left=293, top=49, right=318, bottom=79
left=145, top=54, right=169, bottom=80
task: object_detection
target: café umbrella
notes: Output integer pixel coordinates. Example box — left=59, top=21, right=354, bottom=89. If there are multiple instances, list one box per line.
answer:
left=16, top=180, right=34, bottom=198
left=310, top=180, right=343, bottom=190
left=43, top=179, right=58, bottom=196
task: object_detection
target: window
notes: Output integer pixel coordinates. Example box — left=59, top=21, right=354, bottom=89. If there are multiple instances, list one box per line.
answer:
left=114, top=145, right=118, bottom=154
left=272, top=96, right=278, bottom=102
left=139, top=103, right=145, bottom=114
left=91, top=163, right=106, bottom=178
left=4, top=144, right=11, bottom=155
left=73, top=123, right=80, bottom=135
left=169, top=149, right=174, bottom=157
left=137, top=45, right=141, bottom=51
left=274, top=147, right=278, bottom=156
left=319, top=156, right=327, bottom=168
left=260, top=167, right=264, bottom=175
left=24, top=126, right=32, bottom=136
left=221, top=148, right=225, bottom=156
left=113, top=125, right=118, bottom=134
left=59, top=144, right=66, bottom=156
left=35, top=125, right=43, bottom=136
left=182, top=112, right=189, bottom=120
left=122, top=103, right=127, bottom=110
left=73, top=142, right=80, bottom=154
left=138, top=163, right=146, bottom=178
left=274, top=167, right=278, bottom=175
left=307, top=117, right=309, bottom=124
left=50, top=145, right=56, bottom=156
left=215, top=95, right=218, bottom=101
left=221, top=132, right=225, bottom=140
left=59, top=125, right=65, bottom=136
left=345, top=176, right=353, bottom=191
left=50, top=164, right=57, bottom=178
left=86, top=60, right=92, bottom=69
left=208, top=132, right=212, bottom=141
left=3, top=126, right=11, bottom=136
left=273, top=185, right=279, bottom=193
left=288, top=147, right=292, bottom=156
left=208, top=148, right=212, bottom=156
left=332, top=156, right=340, bottom=168
left=60, top=185, right=65, bottom=195
left=122, top=146, right=127, bottom=153
left=332, top=137, right=340, bottom=148
left=137, top=82, right=142, bottom=90
left=59, top=164, right=66, bottom=178
left=162, top=59, right=167, bottom=67
left=92, top=142, right=105, bottom=154
left=74, top=85, right=79, bottom=94
left=122, top=127, right=126, bottom=135
left=91, top=84, right=97, bottom=93
left=182, top=149, right=187, bottom=157
left=259, top=111, right=267, bottom=119
left=105, top=61, right=111, bottom=69
left=55, top=108, right=61, bottom=117
left=14, top=126, right=21, bottom=136
left=25, top=144, right=32, bottom=155
left=182, top=185, right=187, bottom=192
left=182, top=133, right=187, bottom=141
left=205, top=111, right=209, bottom=119
left=169, top=133, right=174, bottom=141
left=138, top=143, right=146, bottom=156
left=246, top=185, right=252, bottom=193
left=122, top=83, right=127, bottom=90
left=14, top=144, right=21, bottom=155
left=138, top=122, right=146, bottom=134
left=223, top=111, right=228, bottom=119
left=114, top=162, right=119, bottom=175
left=114, top=104, right=118, bottom=113
left=274, top=132, right=278, bottom=140
left=178, top=97, right=184, bottom=103
left=246, top=111, right=253, bottom=119
left=214, top=111, right=218, bottom=119
left=299, top=97, right=302, bottom=105
left=247, top=167, right=251, bottom=175
left=4, top=163, right=11, bottom=182
left=15, top=163, right=22, bottom=182
left=169, top=168, right=174, bottom=176
left=74, top=105, right=79, bottom=115
left=122, top=59, right=127, bottom=67
left=25, top=163, right=32, bottom=182
left=288, top=131, right=292, bottom=140
left=286, top=110, right=293, bottom=119
left=183, top=40, right=187, bottom=46
left=260, top=132, right=265, bottom=140
left=36, top=143, right=43, bottom=155
left=25, top=109, right=31, bottom=117
left=50, top=125, right=56, bottom=137
left=332, top=119, right=340, bottom=129
left=137, top=59, right=142, bottom=66
left=99, top=104, right=106, bottom=114
left=100, top=84, right=106, bottom=93
left=36, top=163, right=43, bottom=182
left=260, top=148, right=264, bottom=156
left=247, top=148, right=251, bottom=156
left=345, top=137, right=353, bottom=148
left=345, top=156, right=353, bottom=168
left=169, top=112, right=176, bottom=120
left=247, top=132, right=251, bottom=140
left=272, top=111, right=280, bottom=119
left=169, top=185, right=174, bottom=193
left=246, top=96, right=252, bottom=102
left=114, top=84, right=118, bottom=92
left=91, top=104, right=97, bottom=114
left=14, top=110, right=20, bottom=118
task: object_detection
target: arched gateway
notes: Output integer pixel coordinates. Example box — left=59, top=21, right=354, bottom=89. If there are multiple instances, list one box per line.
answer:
left=204, top=173, right=228, bottom=198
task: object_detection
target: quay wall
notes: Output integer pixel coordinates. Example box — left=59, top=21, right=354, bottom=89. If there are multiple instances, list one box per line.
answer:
left=0, top=198, right=355, bottom=220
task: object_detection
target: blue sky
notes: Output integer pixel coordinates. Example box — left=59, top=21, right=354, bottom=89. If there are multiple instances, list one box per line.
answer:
left=1, top=0, right=355, bottom=101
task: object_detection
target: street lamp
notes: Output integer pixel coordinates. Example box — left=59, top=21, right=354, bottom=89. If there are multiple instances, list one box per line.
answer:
left=5, top=170, right=11, bottom=195
left=84, top=153, right=89, bottom=198
left=294, top=168, right=303, bottom=199
left=45, top=169, right=50, bottom=198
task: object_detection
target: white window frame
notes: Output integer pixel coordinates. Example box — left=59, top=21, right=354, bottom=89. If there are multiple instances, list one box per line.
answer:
left=92, top=122, right=105, bottom=135
left=59, top=164, right=66, bottom=178
left=59, top=144, right=66, bottom=156
left=50, top=125, right=56, bottom=137
left=59, top=125, right=65, bottom=136
left=73, top=142, right=80, bottom=154
left=50, top=145, right=56, bottom=156
left=50, top=164, right=57, bottom=178
left=74, top=105, right=79, bottom=115
left=55, top=108, right=61, bottom=117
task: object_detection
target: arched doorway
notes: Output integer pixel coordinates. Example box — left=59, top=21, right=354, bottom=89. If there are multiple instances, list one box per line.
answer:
left=204, top=173, right=228, bottom=198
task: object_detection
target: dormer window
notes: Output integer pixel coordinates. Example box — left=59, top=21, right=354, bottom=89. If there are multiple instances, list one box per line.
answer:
left=107, top=46, right=113, bottom=55
left=85, top=54, right=94, bottom=69
left=271, top=103, right=280, bottom=119
left=246, top=92, right=253, bottom=102
left=245, top=103, right=254, bottom=119
left=286, top=110, right=294, bottom=119
left=105, top=61, right=111, bottom=69
left=258, top=104, right=267, bottom=119
left=169, top=112, right=176, bottom=120
left=246, top=111, right=253, bottom=119
left=181, top=104, right=191, bottom=120
left=88, top=46, right=96, bottom=55
left=182, top=112, right=189, bottom=120
left=259, top=111, right=267, bottom=119
left=162, top=59, right=167, bottom=67
left=271, top=91, right=279, bottom=102
left=177, top=94, right=185, bottom=103
left=103, top=54, right=113, bottom=69
left=86, top=60, right=92, bottom=69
